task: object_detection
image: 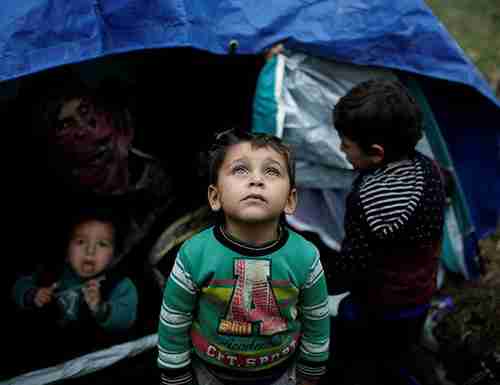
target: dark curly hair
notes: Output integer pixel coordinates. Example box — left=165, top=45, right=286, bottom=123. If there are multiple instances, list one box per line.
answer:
left=65, top=202, right=128, bottom=259
left=208, top=129, right=296, bottom=188
left=31, top=68, right=135, bottom=138
left=333, top=79, right=423, bottom=163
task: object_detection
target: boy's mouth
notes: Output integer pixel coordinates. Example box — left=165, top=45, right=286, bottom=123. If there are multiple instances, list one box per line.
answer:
left=82, top=262, right=95, bottom=271
left=242, top=194, right=267, bottom=203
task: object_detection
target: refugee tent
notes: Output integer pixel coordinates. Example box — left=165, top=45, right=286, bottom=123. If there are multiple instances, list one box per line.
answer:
left=1, top=1, right=499, bottom=384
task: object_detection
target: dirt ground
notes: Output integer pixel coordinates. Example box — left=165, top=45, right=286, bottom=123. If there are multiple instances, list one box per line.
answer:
left=437, top=228, right=500, bottom=349
left=419, top=227, right=500, bottom=385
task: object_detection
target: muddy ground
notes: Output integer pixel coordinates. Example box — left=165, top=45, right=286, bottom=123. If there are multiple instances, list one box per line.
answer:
left=417, top=227, right=500, bottom=385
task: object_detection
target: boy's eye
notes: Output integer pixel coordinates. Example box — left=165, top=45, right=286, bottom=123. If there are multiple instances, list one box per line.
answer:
left=231, top=165, right=248, bottom=175
left=73, top=239, right=85, bottom=245
left=265, top=167, right=281, bottom=177
left=97, top=240, right=113, bottom=248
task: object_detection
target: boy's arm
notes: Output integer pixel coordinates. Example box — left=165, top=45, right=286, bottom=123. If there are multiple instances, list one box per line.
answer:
left=331, top=178, right=383, bottom=290
left=158, top=247, right=198, bottom=385
left=12, top=275, right=39, bottom=309
left=332, top=204, right=374, bottom=291
left=96, top=278, right=138, bottom=331
left=298, top=251, right=330, bottom=384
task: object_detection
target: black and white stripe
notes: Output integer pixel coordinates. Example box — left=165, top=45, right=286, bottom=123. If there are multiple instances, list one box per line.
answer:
left=359, top=158, right=424, bottom=238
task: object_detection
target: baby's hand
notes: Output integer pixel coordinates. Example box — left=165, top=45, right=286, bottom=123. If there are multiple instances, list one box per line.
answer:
left=264, top=43, right=284, bottom=61
left=34, top=283, right=58, bottom=308
left=82, top=279, right=102, bottom=313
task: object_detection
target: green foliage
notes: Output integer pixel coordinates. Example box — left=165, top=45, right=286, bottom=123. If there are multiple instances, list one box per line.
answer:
left=426, top=0, right=500, bottom=88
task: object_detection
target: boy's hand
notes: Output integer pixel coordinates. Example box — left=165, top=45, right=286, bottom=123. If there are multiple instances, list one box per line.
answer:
left=34, top=283, right=58, bottom=308
left=264, top=43, right=284, bottom=61
left=82, top=278, right=102, bottom=313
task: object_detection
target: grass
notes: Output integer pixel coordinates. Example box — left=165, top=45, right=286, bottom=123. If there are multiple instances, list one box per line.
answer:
left=425, top=0, right=500, bottom=91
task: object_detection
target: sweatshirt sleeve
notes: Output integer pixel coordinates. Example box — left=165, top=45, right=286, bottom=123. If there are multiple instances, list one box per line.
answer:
left=157, top=244, right=198, bottom=385
left=99, top=277, right=138, bottom=332
left=297, top=249, right=330, bottom=380
left=12, top=275, right=38, bottom=309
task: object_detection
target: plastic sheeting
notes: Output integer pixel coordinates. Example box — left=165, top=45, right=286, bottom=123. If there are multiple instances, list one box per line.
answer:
left=280, top=52, right=396, bottom=182
left=255, top=51, right=396, bottom=250
left=4, top=334, right=157, bottom=385
left=254, top=50, right=474, bottom=278
left=0, top=1, right=498, bottom=108
left=1, top=0, right=498, bottom=237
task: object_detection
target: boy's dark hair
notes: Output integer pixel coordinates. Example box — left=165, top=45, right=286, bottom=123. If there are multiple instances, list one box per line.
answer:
left=33, top=69, right=134, bottom=137
left=333, top=79, right=423, bottom=162
left=65, top=204, right=127, bottom=258
left=208, top=129, right=296, bottom=187
left=30, top=69, right=90, bottom=133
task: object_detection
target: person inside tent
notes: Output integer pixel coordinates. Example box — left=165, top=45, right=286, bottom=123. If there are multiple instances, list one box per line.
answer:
left=37, top=71, right=175, bottom=262
left=9, top=205, right=138, bottom=375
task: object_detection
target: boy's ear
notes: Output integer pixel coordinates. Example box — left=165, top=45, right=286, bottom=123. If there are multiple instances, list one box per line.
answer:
left=369, top=144, right=385, bottom=165
left=284, top=188, right=298, bottom=215
left=208, top=185, right=222, bottom=212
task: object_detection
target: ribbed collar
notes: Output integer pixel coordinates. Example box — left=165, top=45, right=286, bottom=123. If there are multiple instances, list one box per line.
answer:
left=214, top=224, right=289, bottom=256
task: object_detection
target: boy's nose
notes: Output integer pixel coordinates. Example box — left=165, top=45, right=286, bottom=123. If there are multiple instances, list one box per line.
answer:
left=249, top=174, right=264, bottom=187
left=85, top=244, right=97, bottom=256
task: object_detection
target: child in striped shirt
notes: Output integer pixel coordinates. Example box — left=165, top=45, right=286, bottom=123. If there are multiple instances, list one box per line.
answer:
left=330, top=79, right=446, bottom=384
left=157, top=130, right=330, bottom=385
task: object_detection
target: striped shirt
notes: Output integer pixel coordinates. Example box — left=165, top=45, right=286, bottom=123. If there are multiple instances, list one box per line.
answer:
left=335, top=151, right=445, bottom=305
left=158, top=226, right=330, bottom=384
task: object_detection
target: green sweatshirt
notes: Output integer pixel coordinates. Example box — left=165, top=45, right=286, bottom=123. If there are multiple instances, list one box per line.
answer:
left=158, top=225, right=330, bottom=383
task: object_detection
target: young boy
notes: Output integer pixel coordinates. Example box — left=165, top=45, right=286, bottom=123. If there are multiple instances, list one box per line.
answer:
left=157, top=131, right=330, bottom=385
left=13, top=206, right=138, bottom=338
left=330, top=79, right=446, bottom=383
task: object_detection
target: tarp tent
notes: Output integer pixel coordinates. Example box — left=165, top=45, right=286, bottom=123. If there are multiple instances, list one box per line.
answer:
left=1, top=0, right=498, bottom=248
left=252, top=50, right=489, bottom=284
left=1, top=1, right=499, bottom=384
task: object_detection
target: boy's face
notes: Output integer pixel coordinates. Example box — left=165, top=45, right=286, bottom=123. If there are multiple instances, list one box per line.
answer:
left=339, top=135, right=383, bottom=170
left=67, top=220, right=114, bottom=278
left=208, top=142, right=297, bottom=227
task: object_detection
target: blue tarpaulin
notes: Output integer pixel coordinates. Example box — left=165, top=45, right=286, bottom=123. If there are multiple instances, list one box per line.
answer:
left=1, top=0, right=498, bottom=237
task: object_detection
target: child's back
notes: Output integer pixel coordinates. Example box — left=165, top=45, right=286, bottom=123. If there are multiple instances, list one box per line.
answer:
left=342, top=151, right=445, bottom=306
left=330, top=79, right=446, bottom=384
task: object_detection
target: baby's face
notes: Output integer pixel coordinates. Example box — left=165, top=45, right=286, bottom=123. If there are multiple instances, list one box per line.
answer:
left=67, top=220, right=114, bottom=278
